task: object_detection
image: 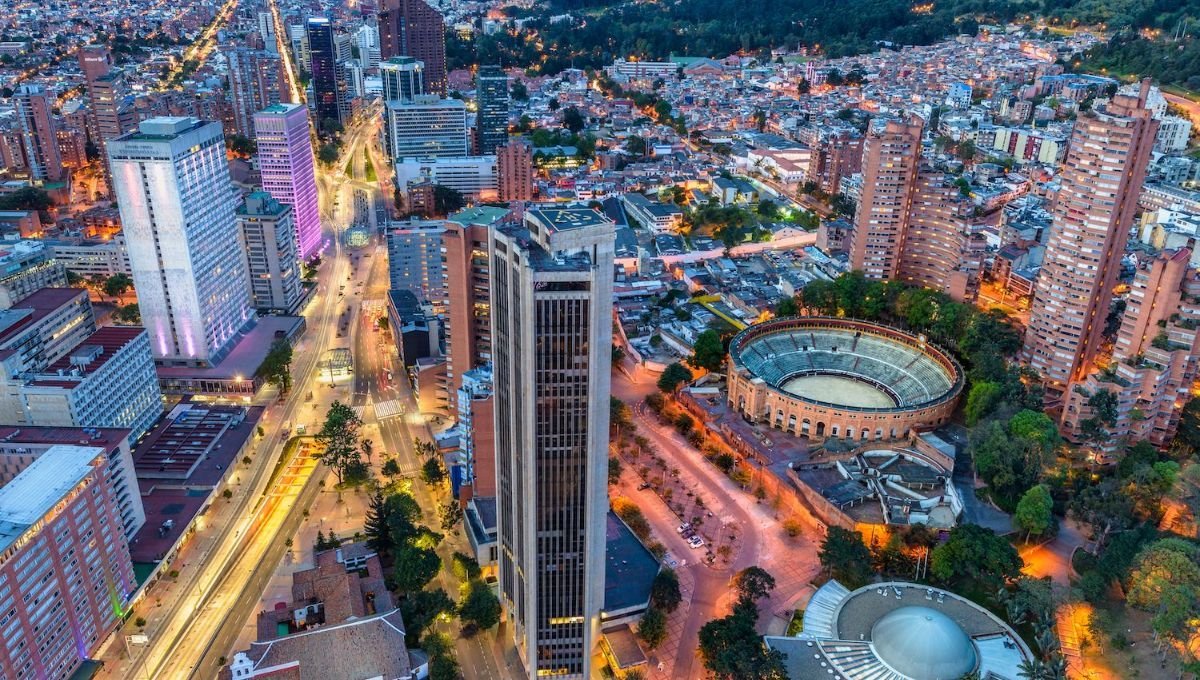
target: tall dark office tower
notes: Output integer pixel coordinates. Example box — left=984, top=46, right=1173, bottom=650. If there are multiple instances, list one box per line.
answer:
left=377, top=0, right=446, bottom=94
left=475, top=65, right=509, bottom=155
left=307, top=17, right=342, bottom=126
left=492, top=208, right=615, bottom=679
left=14, top=85, right=63, bottom=182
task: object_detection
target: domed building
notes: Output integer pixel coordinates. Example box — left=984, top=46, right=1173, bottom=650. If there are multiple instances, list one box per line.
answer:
left=765, top=580, right=1033, bottom=680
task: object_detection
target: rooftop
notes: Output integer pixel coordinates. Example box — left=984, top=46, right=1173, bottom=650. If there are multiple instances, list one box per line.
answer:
left=0, top=288, right=86, bottom=345
left=603, top=511, right=660, bottom=614
left=0, top=445, right=104, bottom=552
left=526, top=207, right=612, bottom=233
left=27, top=326, right=145, bottom=385
left=133, top=402, right=260, bottom=483
left=448, top=205, right=512, bottom=226
left=155, top=316, right=304, bottom=382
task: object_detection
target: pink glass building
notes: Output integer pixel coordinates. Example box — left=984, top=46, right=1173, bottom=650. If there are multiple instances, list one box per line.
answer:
left=254, top=103, right=322, bottom=259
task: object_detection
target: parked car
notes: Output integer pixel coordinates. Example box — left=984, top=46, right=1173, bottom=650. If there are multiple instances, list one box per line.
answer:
left=676, top=523, right=691, bottom=534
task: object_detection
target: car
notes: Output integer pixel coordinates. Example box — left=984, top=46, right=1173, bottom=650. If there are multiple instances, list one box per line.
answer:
left=688, top=537, right=704, bottom=549
left=676, top=523, right=691, bottom=534
left=637, top=482, right=651, bottom=490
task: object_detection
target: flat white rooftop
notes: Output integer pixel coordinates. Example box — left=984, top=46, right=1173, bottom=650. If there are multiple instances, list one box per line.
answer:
left=0, top=445, right=104, bottom=552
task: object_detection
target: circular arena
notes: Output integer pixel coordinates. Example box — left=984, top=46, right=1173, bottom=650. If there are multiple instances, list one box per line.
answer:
left=726, top=317, right=964, bottom=442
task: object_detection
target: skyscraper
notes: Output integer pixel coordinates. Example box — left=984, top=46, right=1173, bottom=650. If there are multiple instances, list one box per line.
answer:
left=307, top=17, right=342, bottom=126
left=223, top=46, right=286, bottom=136
left=497, top=140, right=534, bottom=202
left=847, top=116, right=982, bottom=300
left=1023, top=81, right=1158, bottom=388
left=476, top=65, right=509, bottom=154
left=492, top=207, right=615, bottom=679
left=258, top=11, right=278, bottom=52
left=14, top=85, right=63, bottom=182
left=443, top=205, right=510, bottom=407
left=254, top=103, right=322, bottom=258
left=380, top=56, right=425, bottom=102
left=108, top=117, right=255, bottom=366
left=78, top=45, right=136, bottom=157
left=378, top=0, right=446, bottom=94
left=848, top=116, right=923, bottom=280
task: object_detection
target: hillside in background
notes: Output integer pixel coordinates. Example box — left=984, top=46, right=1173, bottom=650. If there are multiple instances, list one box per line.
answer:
left=452, top=0, right=1200, bottom=92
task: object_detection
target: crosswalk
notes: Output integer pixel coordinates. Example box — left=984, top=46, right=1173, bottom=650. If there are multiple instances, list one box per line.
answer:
left=352, top=405, right=369, bottom=420
left=374, top=399, right=405, bottom=419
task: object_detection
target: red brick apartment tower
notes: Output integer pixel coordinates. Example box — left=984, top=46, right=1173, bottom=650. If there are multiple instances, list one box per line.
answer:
left=378, top=0, right=447, bottom=94
left=1022, top=80, right=1158, bottom=390
left=848, top=116, right=924, bottom=280
left=497, top=140, right=534, bottom=202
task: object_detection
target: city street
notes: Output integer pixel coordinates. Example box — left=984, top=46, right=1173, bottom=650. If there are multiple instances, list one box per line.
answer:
left=611, top=365, right=822, bottom=679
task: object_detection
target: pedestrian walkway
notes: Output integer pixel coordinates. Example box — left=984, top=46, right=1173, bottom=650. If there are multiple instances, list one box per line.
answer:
left=374, top=399, right=405, bottom=419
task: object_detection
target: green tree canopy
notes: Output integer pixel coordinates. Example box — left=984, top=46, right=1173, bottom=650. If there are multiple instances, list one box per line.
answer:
left=688, top=329, right=725, bottom=373
left=650, top=568, right=682, bottom=613
left=818, top=526, right=873, bottom=588
left=930, top=524, right=1021, bottom=590
left=315, top=401, right=363, bottom=486
left=657, top=362, right=694, bottom=393
left=637, top=606, right=668, bottom=649
left=1014, top=485, right=1054, bottom=538
left=458, top=579, right=501, bottom=630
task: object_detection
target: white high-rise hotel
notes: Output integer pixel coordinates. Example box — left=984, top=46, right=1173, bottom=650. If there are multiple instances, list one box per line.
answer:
left=108, top=117, right=254, bottom=366
left=491, top=208, right=615, bottom=679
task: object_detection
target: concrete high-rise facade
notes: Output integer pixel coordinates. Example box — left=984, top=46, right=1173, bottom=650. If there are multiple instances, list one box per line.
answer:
left=476, top=65, right=509, bottom=155
left=108, top=117, right=255, bottom=366
left=848, top=116, right=923, bottom=280
left=223, top=47, right=286, bottom=136
left=384, top=95, right=468, bottom=160
left=847, top=116, right=982, bottom=301
left=254, top=103, right=323, bottom=259
left=0, top=445, right=136, bottom=680
left=14, top=85, right=64, bottom=182
left=1023, top=81, right=1158, bottom=388
left=900, top=171, right=985, bottom=301
left=238, top=192, right=303, bottom=314
left=258, top=11, right=278, bottom=52
left=380, top=56, right=425, bottom=102
left=492, top=207, right=615, bottom=679
left=378, top=0, right=446, bottom=94
left=497, top=140, right=534, bottom=202
left=307, top=17, right=342, bottom=126
left=1064, top=248, right=1200, bottom=447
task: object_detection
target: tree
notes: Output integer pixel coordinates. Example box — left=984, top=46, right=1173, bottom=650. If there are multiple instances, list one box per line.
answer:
left=608, top=456, right=622, bottom=485
left=318, top=143, right=339, bottom=165
left=315, top=401, right=363, bottom=485
left=650, top=568, right=682, bottom=613
left=625, top=134, right=647, bottom=158
left=257, top=338, right=293, bottom=394
left=1014, top=485, right=1054, bottom=539
left=364, top=491, right=392, bottom=554
left=561, top=105, right=585, bottom=133
left=391, top=544, right=441, bottom=594
left=226, top=134, right=256, bottom=157
left=775, top=296, right=798, bottom=317
left=458, top=579, right=501, bottom=630
left=399, top=589, right=455, bottom=645
left=0, top=186, right=52, bottom=211
left=103, top=273, right=133, bottom=302
left=382, top=458, right=401, bottom=478
left=450, top=551, right=482, bottom=581
left=432, top=185, right=465, bottom=216
left=733, top=566, right=776, bottom=602
left=818, top=527, right=873, bottom=588
left=429, top=654, right=460, bottom=680
left=698, top=598, right=786, bottom=680
left=964, top=381, right=1002, bottom=426
left=114, top=303, right=142, bottom=325
left=657, top=362, right=693, bottom=393
left=1174, top=397, right=1200, bottom=450
left=421, top=457, right=446, bottom=485
left=1126, top=539, right=1200, bottom=612
left=688, top=329, right=725, bottom=373
left=637, top=607, right=668, bottom=649
left=510, top=80, right=528, bottom=100
left=930, top=524, right=1022, bottom=590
